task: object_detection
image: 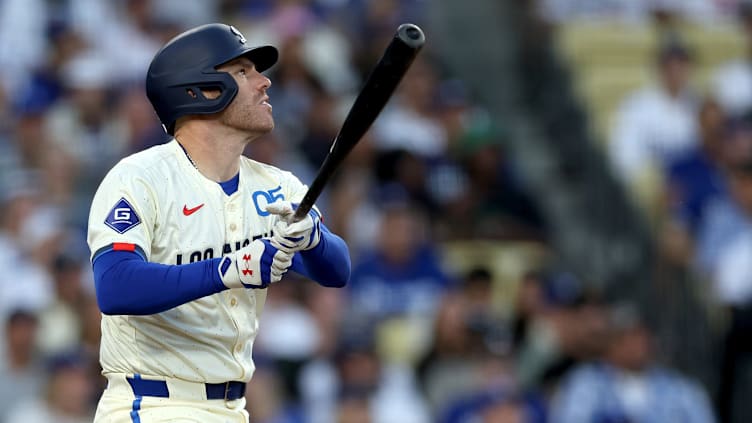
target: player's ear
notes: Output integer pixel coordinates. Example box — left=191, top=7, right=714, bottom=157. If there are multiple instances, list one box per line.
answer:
left=199, top=87, right=222, bottom=100
left=183, top=87, right=222, bottom=100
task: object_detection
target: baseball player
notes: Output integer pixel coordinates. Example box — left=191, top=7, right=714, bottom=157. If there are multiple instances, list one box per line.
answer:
left=86, top=23, right=351, bottom=422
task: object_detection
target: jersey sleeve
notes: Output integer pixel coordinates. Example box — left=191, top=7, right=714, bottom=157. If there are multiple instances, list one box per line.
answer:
left=87, top=162, right=158, bottom=262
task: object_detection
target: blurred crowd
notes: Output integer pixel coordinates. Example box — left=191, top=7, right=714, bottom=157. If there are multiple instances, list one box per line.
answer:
left=538, top=0, right=743, bottom=24
left=2, top=0, right=752, bottom=422
left=545, top=0, right=752, bottom=422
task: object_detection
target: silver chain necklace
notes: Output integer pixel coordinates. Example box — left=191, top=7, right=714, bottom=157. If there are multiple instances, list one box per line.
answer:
left=176, top=139, right=198, bottom=169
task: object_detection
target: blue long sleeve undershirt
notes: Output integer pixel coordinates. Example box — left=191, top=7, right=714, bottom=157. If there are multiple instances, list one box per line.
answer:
left=93, top=226, right=350, bottom=315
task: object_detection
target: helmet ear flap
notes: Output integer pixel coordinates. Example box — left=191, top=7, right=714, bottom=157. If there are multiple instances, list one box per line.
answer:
left=159, top=72, right=239, bottom=135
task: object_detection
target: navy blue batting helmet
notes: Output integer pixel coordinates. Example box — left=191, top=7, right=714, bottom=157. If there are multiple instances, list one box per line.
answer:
left=145, top=23, right=278, bottom=135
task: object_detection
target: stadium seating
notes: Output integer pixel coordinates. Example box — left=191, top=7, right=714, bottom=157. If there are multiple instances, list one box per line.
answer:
left=555, top=20, right=746, bottom=144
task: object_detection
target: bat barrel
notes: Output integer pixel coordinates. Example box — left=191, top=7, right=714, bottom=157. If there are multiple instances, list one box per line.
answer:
left=293, top=24, right=425, bottom=221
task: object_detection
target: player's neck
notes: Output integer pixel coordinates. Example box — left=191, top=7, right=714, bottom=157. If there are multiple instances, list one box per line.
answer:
left=175, top=126, right=247, bottom=182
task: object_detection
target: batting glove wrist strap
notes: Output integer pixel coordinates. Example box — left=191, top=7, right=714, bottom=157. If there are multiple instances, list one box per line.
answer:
left=218, top=239, right=293, bottom=289
left=266, top=201, right=322, bottom=252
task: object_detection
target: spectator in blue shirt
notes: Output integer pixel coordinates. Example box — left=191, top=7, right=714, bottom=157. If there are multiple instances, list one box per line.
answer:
left=346, top=197, right=452, bottom=324
left=664, top=97, right=727, bottom=236
left=550, top=302, right=716, bottom=423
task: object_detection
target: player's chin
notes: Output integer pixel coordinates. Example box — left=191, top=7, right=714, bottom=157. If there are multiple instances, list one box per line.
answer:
left=256, top=107, right=274, bottom=131
left=258, top=117, right=274, bottom=133
left=243, top=114, right=274, bottom=133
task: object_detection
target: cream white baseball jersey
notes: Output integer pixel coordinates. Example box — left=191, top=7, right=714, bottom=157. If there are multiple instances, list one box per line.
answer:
left=87, top=138, right=309, bottom=384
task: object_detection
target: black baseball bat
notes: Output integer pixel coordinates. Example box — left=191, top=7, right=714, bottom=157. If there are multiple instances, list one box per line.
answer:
left=293, top=23, right=425, bottom=220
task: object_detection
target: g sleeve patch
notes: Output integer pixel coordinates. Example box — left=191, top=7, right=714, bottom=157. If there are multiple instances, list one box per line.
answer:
left=104, top=197, right=142, bottom=234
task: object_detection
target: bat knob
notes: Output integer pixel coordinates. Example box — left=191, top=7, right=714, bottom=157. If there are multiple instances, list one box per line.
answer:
left=397, top=23, right=425, bottom=49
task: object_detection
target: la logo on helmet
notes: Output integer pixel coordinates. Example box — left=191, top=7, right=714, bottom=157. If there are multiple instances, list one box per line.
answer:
left=230, top=26, right=246, bottom=44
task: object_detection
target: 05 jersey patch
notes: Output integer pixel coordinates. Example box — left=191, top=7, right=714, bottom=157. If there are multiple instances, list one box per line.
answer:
left=105, top=197, right=142, bottom=234
left=252, top=185, right=284, bottom=216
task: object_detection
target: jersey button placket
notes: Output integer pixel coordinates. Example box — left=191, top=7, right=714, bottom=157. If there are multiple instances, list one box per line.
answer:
left=225, top=197, right=241, bottom=237
left=226, top=195, right=247, bottom=365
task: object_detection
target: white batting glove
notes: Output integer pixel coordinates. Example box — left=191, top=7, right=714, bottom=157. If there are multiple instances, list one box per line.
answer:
left=266, top=201, right=322, bottom=252
left=217, top=239, right=293, bottom=289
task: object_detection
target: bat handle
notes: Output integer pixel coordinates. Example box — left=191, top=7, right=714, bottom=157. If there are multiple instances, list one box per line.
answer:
left=293, top=198, right=314, bottom=221
left=293, top=178, right=324, bottom=221
left=292, top=144, right=338, bottom=221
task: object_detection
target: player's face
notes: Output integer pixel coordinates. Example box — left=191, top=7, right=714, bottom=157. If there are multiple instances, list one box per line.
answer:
left=216, top=57, right=274, bottom=135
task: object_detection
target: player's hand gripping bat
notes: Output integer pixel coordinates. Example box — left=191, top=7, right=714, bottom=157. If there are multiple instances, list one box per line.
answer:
left=292, top=23, right=426, bottom=221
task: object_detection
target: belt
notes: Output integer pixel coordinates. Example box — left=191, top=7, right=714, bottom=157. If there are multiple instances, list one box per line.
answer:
left=126, top=375, right=246, bottom=401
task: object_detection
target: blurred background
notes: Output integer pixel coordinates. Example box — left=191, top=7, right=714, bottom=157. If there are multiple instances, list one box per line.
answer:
left=3, top=0, right=752, bottom=422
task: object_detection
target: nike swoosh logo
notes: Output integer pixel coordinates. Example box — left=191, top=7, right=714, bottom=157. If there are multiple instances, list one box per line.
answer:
left=183, top=204, right=204, bottom=216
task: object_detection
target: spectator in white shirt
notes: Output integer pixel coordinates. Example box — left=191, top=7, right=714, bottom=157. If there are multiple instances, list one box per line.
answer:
left=713, top=1, right=752, bottom=118
left=609, top=34, right=700, bottom=188
left=0, top=0, right=47, bottom=100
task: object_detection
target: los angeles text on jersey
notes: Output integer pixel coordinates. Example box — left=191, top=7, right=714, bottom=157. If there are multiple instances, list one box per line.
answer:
left=175, top=232, right=273, bottom=264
